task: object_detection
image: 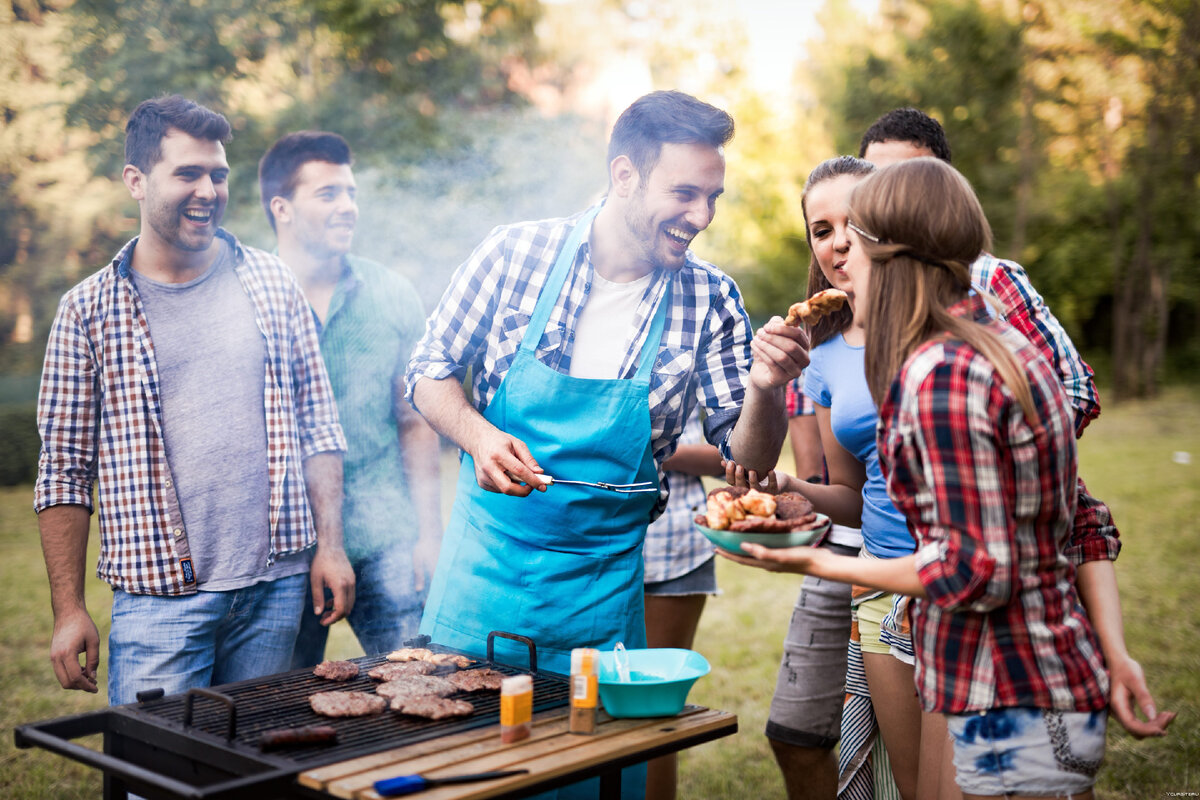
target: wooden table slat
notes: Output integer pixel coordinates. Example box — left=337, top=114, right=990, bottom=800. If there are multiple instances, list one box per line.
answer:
left=300, top=707, right=737, bottom=800
left=298, top=709, right=570, bottom=790
left=330, top=714, right=665, bottom=798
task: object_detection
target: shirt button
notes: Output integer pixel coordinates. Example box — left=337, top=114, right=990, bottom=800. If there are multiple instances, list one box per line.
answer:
left=173, top=528, right=184, bottom=538
left=165, top=479, right=172, bottom=488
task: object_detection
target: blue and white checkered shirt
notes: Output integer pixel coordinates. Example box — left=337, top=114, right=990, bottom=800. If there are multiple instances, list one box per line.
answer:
left=405, top=204, right=754, bottom=478
left=643, top=411, right=713, bottom=583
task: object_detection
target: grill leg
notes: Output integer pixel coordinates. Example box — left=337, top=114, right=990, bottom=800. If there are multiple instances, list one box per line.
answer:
left=598, top=770, right=621, bottom=800
left=103, top=733, right=129, bottom=800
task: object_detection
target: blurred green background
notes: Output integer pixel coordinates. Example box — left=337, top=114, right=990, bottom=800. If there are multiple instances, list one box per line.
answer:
left=3, top=0, right=1198, bottom=410
left=2, top=0, right=1198, bottom=795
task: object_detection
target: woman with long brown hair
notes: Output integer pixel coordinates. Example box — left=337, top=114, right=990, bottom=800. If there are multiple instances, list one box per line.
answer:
left=726, top=158, right=1114, bottom=799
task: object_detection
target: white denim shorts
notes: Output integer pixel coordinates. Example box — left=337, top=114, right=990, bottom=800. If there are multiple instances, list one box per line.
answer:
left=947, top=707, right=1107, bottom=796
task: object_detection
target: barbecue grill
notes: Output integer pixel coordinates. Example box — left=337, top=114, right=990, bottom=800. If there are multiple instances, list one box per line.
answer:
left=14, top=632, right=569, bottom=800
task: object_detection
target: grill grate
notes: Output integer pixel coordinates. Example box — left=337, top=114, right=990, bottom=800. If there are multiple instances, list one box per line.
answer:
left=126, top=650, right=570, bottom=768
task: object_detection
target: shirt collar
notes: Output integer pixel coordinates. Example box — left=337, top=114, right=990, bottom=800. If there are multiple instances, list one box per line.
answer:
left=114, top=228, right=242, bottom=280
left=950, top=292, right=991, bottom=323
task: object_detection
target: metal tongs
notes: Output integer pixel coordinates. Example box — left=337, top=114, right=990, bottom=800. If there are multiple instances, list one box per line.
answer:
left=541, top=475, right=659, bottom=494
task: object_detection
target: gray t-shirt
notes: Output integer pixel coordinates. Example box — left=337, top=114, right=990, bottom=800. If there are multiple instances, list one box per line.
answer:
left=133, top=242, right=309, bottom=590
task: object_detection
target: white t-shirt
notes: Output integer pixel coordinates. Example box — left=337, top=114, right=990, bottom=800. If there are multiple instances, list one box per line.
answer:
left=568, top=270, right=654, bottom=379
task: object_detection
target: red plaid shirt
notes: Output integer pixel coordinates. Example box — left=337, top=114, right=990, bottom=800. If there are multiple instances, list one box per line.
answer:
left=878, top=295, right=1109, bottom=714
left=34, top=230, right=346, bottom=595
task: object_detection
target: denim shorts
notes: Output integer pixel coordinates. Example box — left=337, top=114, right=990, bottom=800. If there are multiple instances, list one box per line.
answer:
left=108, top=572, right=307, bottom=705
left=947, top=707, right=1107, bottom=796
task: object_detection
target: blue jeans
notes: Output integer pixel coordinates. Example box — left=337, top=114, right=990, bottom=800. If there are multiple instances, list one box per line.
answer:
left=291, top=544, right=427, bottom=668
left=107, top=573, right=307, bottom=706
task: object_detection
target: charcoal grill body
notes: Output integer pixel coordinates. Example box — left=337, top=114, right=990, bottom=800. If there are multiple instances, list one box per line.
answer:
left=15, top=634, right=567, bottom=800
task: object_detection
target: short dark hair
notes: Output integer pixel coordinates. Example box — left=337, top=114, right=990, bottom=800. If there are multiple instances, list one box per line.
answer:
left=258, top=131, right=354, bottom=232
left=124, top=95, right=231, bottom=173
left=607, top=90, right=735, bottom=181
left=858, top=108, right=952, bottom=163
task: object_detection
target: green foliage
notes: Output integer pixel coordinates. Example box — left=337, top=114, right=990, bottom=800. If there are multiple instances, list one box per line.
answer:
left=0, top=405, right=40, bottom=486
left=825, top=0, right=1025, bottom=242
left=809, top=0, right=1199, bottom=397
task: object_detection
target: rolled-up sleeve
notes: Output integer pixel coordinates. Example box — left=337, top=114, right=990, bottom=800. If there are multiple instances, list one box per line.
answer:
left=34, top=298, right=98, bottom=513
left=1066, top=476, right=1121, bottom=564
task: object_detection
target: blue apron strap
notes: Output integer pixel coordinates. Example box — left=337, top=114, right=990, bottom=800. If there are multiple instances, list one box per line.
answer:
left=519, top=207, right=600, bottom=355
left=633, top=278, right=671, bottom=381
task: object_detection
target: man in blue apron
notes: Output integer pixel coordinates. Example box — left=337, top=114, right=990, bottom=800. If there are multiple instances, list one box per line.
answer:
left=404, top=91, right=809, bottom=796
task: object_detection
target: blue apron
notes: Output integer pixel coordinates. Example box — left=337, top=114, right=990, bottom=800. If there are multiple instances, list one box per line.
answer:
left=421, top=207, right=668, bottom=677
left=420, top=210, right=664, bottom=798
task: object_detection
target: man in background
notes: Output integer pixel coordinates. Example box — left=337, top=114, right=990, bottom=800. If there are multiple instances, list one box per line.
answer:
left=259, top=131, right=442, bottom=665
left=35, top=96, right=352, bottom=706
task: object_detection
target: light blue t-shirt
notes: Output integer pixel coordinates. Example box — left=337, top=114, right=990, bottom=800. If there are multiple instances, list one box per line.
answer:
left=803, top=333, right=913, bottom=558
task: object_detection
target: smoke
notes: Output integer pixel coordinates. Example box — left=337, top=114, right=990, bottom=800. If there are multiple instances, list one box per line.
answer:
left=351, top=107, right=610, bottom=311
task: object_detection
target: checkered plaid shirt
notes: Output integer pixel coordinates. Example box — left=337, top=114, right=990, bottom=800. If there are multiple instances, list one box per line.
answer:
left=34, top=230, right=346, bottom=595
left=972, top=253, right=1099, bottom=435
left=878, top=295, right=1109, bottom=714
left=405, top=206, right=754, bottom=473
left=972, top=253, right=1118, bottom=564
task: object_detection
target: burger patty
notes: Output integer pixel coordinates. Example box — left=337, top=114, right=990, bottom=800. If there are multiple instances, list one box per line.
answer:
left=309, top=691, right=387, bottom=718
left=774, top=492, right=815, bottom=519
left=391, top=695, right=475, bottom=719
left=446, top=668, right=506, bottom=692
left=368, top=661, right=437, bottom=681
left=312, top=660, right=360, bottom=681
left=374, top=674, right=457, bottom=700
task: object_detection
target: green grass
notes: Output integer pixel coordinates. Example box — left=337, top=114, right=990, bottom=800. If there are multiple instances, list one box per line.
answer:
left=2, top=388, right=1197, bottom=797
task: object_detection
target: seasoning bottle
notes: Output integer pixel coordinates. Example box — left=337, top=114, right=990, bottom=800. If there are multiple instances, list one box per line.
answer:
left=569, top=647, right=598, bottom=734
left=499, top=674, right=533, bottom=743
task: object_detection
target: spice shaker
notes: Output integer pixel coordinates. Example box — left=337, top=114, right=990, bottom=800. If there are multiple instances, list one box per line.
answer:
left=499, top=674, right=533, bottom=743
left=569, top=647, right=598, bottom=734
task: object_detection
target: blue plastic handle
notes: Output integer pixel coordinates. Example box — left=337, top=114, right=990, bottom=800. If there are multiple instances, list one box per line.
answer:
left=373, top=774, right=427, bottom=796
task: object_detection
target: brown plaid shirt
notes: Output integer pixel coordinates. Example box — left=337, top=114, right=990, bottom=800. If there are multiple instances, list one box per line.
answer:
left=35, top=230, right=346, bottom=595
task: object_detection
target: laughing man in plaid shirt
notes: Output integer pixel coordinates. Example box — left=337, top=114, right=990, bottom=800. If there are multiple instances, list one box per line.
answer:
left=34, top=96, right=353, bottom=706
left=406, top=94, right=807, bottom=800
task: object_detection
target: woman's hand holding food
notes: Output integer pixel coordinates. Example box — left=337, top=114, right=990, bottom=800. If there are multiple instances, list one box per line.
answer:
left=716, top=541, right=832, bottom=574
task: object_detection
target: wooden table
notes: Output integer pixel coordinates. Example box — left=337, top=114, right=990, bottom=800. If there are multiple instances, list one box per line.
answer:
left=297, top=705, right=737, bottom=799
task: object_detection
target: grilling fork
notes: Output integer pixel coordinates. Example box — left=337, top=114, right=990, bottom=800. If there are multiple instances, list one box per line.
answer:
left=540, top=475, right=660, bottom=494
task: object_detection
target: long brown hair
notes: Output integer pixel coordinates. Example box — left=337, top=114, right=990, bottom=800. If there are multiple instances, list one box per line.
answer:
left=848, top=158, right=1036, bottom=421
left=801, top=156, right=875, bottom=347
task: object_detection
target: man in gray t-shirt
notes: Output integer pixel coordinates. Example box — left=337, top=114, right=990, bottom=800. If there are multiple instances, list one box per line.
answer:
left=34, top=95, right=353, bottom=707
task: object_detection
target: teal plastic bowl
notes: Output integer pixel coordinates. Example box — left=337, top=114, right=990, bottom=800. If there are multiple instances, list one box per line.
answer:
left=695, top=513, right=830, bottom=552
left=596, top=648, right=711, bottom=718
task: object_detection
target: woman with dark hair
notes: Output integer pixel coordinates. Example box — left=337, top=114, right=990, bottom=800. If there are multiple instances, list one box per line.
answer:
left=726, top=158, right=1121, bottom=798
left=741, top=155, right=931, bottom=800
